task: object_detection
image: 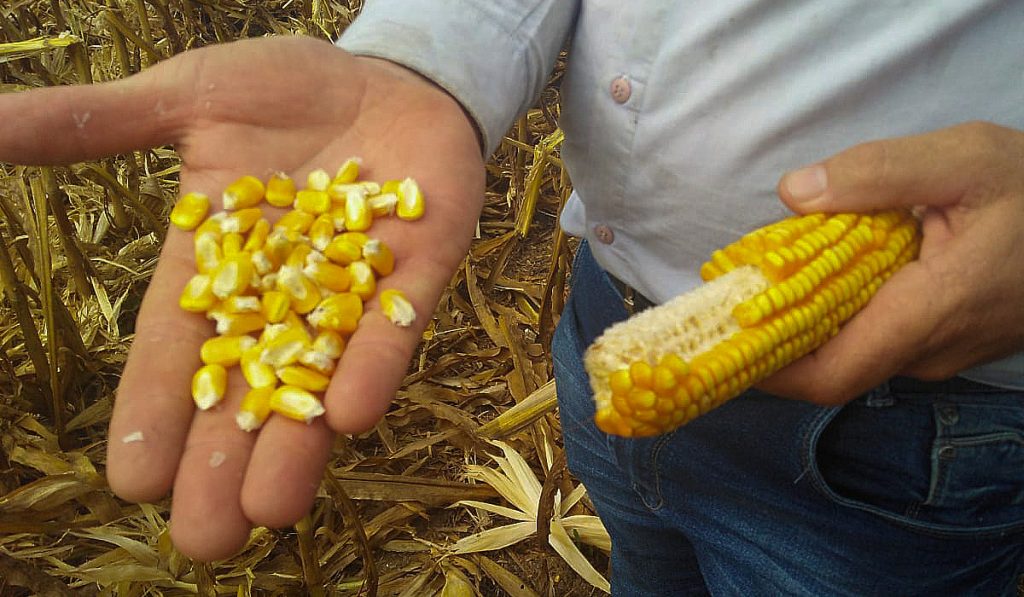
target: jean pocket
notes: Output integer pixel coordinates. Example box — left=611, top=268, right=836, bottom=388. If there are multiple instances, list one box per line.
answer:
left=806, top=388, right=1024, bottom=538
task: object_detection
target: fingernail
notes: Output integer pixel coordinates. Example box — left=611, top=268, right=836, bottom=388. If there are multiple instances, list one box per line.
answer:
left=784, top=165, right=828, bottom=202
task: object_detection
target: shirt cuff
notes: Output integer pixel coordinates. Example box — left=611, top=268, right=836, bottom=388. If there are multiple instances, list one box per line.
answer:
left=337, top=0, right=577, bottom=155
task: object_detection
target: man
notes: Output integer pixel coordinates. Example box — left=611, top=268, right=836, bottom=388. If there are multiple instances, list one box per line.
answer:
left=1, top=1, right=1021, bottom=593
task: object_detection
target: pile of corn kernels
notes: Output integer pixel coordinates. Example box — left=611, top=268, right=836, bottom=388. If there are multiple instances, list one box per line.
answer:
left=169, top=158, right=420, bottom=431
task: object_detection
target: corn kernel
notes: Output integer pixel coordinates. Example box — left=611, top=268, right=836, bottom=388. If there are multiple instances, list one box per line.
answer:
left=221, top=232, right=245, bottom=257
left=276, top=266, right=321, bottom=314
left=303, top=260, right=352, bottom=293
left=179, top=274, right=217, bottom=313
left=192, top=364, right=227, bottom=410
left=295, top=189, right=331, bottom=215
left=241, top=345, right=277, bottom=389
left=328, top=205, right=347, bottom=231
left=309, top=214, right=335, bottom=251
left=222, top=207, right=263, bottom=234
left=223, top=175, right=265, bottom=210
left=348, top=261, right=376, bottom=300
left=274, top=209, right=315, bottom=235
left=194, top=232, right=223, bottom=274
left=201, top=335, right=257, bottom=366
left=324, top=234, right=363, bottom=265
left=380, top=289, right=416, bottom=327
left=243, top=218, right=271, bottom=253
left=195, top=212, right=227, bottom=239
left=260, top=323, right=312, bottom=368
left=368, top=192, right=398, bottom=217
left=308, top=292, right=363, bottom=334
left=261, top=290, right=291, bottom=323
left=277, top=365, right=331, bottom=392
left=363, top=238, right=394, bottom=276
left=236, top=387, right=274, bottom=431
left=212, top=254, right=255, bottom=299
left=312, top=330, right=345, bottom=359
left=299, top=349, right=336, bottom=375
left=223, top=295, right=261, bottom=314
left=265, top=172, right=297, bottom=207
left=345, top=189, right=372, bottom=231
left=397, top=177, right=425, bottom=220
left=209, top=310, right=266, bottom=336
left=270, top=386, right=325, bottom=423
left=306, top=168, right=332, bottom=192
left=333, top=157, right=361, bottom=185
left=170, top=192, right=210, bottom=230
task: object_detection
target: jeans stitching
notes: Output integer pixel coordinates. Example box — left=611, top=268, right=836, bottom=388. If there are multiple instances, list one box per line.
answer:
left=804, top=401, right=1024, bottom=538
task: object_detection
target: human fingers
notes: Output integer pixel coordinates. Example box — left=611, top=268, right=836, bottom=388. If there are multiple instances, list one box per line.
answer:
left=777, top=121, right=1022, bottom=214
left=0, top=56, right=191, bottom=165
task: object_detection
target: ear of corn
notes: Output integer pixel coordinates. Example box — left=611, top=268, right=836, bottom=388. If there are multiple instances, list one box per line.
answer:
left=584, top=210, right=920, bottom=438
left=171, top=160, right=424, bottom=430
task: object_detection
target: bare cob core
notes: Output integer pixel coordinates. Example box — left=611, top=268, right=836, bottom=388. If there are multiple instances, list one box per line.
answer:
left=584, top=211, right=921, bottom=437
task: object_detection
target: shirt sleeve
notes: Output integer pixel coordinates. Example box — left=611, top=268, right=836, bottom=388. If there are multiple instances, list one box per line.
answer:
left=337, top=0, right=579, bottom=155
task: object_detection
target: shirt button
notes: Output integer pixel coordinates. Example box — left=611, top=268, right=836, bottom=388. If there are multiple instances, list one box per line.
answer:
left=594, top=224, right=615, bottom=244
left=610, top=76, right=631, bottom=104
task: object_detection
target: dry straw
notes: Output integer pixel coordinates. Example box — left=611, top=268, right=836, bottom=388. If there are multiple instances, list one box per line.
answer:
left=0, top=1, right=607, bottom=595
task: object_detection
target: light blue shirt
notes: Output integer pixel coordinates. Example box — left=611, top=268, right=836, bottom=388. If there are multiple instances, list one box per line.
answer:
left=338, top=0, right=1024, bottom=389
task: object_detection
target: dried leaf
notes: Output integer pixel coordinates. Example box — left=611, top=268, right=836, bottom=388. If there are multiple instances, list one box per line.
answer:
left=548, top=520, right=610, bottom=594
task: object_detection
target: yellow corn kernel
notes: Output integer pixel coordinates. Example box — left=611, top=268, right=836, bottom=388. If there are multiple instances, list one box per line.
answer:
left=170, top=192, right=210, bottom=230
left=263, top=229, right=293, bottom=267
left=368, top=192, right=398, bottom=217
left=261, top=290, right=291, bottom=323
left=222, top=295, right=261, bottom=314
left=212, top=254, right=255, bottom=299
left=344, top=189, right=372, bottom=232
left=276, top=365, right=331, bottom=392
left=265, top=172, right=297, bottom=207
left=327, top=205, right=347, bottom=231
left=307, top=292, right=363, bottom=334
left=306, top=168, right=332, bottom=192
left=270, top=385, right=325, bottom=423
left=209, top=310, right=266, bottom=336
left=295, top=189, right=331, bottom=215
left=259, top=323, right=312, bottom=368
left=194, top=212, right=227, bottom=239
left=312, top=330, right=345, bottom=359
left=192, top=364, right=227, bottom=410
left=333, top=157, right=361, bottom=185
left=243, top=218, right=271, bottom=253
left=299, top=349, right=336, bottom=375
left=241, top=345, right=277, bottom=389
left=396, top=177, right=425, bottom=220
left=222, top=175, right=265, bottom=210
left=194, top=232, right=223, bottom=274
left=304, top=260, right=352, bottom=293
left=222, top=207, right=264, bottom=234
left=381, top=179, right=401, bottom=195
left=348, top=261, right=376, bottom=300
left=362, top=238, right=394, bottom=276
left=380, top=289, right=416, bottom=327
left=276, top=266, right=321, bottom=314
left=236, top=387, right=274, bottom=432
left=324, top=234, right=363, bottom=265
left=586, top=210, right=921, bottom=438
left=285, top=243, right=313, bottom=270
left=309, top=213, right=335, bottom=251
left=274, top=209, right=315, bottom=236
left=179, top=273, right=217, bottom=313
left=221, top=232, right=245, bottom=257
left=200, top=335, right=257, bottom=366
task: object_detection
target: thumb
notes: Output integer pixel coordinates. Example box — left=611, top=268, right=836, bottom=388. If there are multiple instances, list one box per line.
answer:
left=777, top=123, right=997, bottom=214
left=0, top=55, right=193, bottom=165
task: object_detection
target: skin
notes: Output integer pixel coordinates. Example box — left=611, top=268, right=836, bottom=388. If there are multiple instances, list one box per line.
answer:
left=1, top=35, right=1021, bottom=560
left=0, top=36, right=484, bottom=561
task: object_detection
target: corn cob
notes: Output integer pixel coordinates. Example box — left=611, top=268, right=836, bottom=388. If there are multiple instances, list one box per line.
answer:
left=171, top=159, right=422, bottom=430
left=584, top=210, right=920, bottom=438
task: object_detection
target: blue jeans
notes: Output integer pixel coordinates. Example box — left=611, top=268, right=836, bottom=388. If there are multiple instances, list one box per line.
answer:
left=552, top=242, right=1024, bottom=596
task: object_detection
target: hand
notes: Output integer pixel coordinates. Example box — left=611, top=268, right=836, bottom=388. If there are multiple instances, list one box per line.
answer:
left=764, top=121, right=1024, bottom=404
left=0, top=36, right=485, bottom=560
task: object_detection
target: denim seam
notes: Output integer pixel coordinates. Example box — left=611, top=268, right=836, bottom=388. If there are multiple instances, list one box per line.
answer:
left=803, top=403, right=1024, bottom=539
left=641, top=429, right=679, bottom=512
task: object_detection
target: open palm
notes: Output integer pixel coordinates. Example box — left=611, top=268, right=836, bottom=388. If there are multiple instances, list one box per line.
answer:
left=0, top=36, right=484, bottom=560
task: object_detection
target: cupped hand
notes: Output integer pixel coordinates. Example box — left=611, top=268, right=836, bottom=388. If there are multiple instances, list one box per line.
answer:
left=0, top=36, right=485, bottom=560
left=764, top=121, right=1024, bottom=404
